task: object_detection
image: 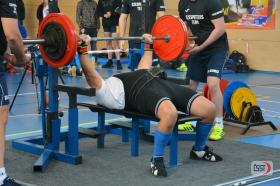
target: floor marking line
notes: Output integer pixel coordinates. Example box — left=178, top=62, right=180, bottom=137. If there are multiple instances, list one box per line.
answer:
left=9, top=108, right=92, bottom=118
left=6, top=117, right=126, bottom=138
left=258, top=99, right=280, bottom=104
left=8, top=92, right=38, bottom=97
left=262, top=109, right=280, bottom=114
left=250, top=85, right=280, bottom=90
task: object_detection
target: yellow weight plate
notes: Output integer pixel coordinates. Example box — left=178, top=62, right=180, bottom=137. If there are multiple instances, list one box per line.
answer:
left=230, top=87, right=257, bottom=120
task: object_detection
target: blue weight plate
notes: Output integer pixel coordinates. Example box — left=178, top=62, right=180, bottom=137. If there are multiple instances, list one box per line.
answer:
left=223, top=81, right=249, bottom=117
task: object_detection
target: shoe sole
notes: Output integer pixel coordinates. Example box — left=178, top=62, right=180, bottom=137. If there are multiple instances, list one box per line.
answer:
left=208, top=138, right=224, bottom=141
left=190, top=153, right=223, bottom=162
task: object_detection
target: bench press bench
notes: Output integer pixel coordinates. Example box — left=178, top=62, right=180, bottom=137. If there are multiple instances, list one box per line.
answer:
left=77, top=102, right=201, bottom=167
left=56, top=81, right=201, bottom=167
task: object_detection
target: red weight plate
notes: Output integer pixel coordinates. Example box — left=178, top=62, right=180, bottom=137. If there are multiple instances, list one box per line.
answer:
left=206, top=79, right=230, bottom=101
left=38, top=13, right=78, bottom=68
left=152, top=15, right=187, bottom=62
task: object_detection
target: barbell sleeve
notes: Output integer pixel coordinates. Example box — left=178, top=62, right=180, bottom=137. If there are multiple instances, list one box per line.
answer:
left=23, top=38, right=46, bottom=45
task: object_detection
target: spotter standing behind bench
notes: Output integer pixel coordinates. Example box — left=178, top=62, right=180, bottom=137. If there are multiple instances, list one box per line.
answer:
left=78, top=34, right=222, bottom=177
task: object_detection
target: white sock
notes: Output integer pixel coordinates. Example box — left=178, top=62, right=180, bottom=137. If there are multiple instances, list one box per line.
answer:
left=214, top=117, right=224, bottom=129
left=0, top=167, right=7, bottom=184
left=192, top=121, right=197, bottom=127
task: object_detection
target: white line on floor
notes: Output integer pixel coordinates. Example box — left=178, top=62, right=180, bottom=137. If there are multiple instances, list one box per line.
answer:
left=8, top=92, right=38, bottom=97
left=258, top=99, right=280, bottom=104
left=8, top=108, right=91, bottom=118
left=250, top=85, right=280, bottom=90
left=262, top=109, right=280, bottom=114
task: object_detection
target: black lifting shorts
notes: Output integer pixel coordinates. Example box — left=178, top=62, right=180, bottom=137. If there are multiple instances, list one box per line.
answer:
left=124, top=71, right=200, bottom=117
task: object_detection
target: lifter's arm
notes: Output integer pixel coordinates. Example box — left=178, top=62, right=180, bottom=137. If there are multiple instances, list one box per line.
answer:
left=137, top=51, right=153, bottom=70
left=137, top=34, right=154, bottom=70
left=78, top=35, right=103, bottom=90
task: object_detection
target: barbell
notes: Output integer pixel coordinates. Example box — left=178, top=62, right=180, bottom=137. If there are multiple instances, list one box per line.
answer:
left=22, top=13, right=196, bottom=68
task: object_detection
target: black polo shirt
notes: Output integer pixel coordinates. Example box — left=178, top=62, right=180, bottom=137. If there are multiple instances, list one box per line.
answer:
left=178, top=0, right=228, bottom=51
left=121, top=0, right=165, bottom=36
left=0, top=0, right=18, bottom=72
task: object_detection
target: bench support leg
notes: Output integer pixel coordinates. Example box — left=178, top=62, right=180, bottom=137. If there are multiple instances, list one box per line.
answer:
left=169, top=126, right=178, bottom=167
left=66, top=107, right=79, bottom=156
left=97, top=111, right=105, bottom=148
left=131, top=118, right=139, bottom=156
left=122, top=128, right=129, bottom=142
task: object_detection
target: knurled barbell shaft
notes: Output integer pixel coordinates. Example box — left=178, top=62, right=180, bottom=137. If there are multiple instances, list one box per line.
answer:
left=90, top=35, right=170, bottom=42
left=90, top=35, right=197, bottom=42
left=22, top=35, right=197, bottom=45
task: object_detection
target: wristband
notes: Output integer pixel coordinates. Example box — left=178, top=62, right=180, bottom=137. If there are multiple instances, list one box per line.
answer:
left=144, top=43, right=153, bottom=51
left=77, top=45, right=88, bottom=55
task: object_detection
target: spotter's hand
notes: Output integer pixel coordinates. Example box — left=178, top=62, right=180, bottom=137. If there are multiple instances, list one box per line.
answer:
left=187, top=45, right=202, bottom=55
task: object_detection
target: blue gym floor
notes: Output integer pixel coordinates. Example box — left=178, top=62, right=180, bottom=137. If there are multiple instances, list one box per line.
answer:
left=4, top=61, right=280, bottom=151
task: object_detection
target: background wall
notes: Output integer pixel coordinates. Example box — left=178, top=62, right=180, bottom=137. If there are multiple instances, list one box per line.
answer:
left=23, top=0, right=280, bottom=72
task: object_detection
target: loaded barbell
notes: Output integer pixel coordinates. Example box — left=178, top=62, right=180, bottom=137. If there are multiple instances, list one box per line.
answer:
left=22, top=13, right=196, bottom=68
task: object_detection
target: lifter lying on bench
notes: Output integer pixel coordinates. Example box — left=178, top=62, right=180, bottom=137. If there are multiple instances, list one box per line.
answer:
left=78, top=34, right=222, bottom=177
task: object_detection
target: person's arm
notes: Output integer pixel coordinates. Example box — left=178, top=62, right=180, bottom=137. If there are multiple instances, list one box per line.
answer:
left=188, top=0, right=226, bottom=54
left=119, top=13, right=128, bottom=37
left=118, top=0, right=130, bottom=49
left=78, top=35, right=103, bottom=89
left=1, top=18, right=26, bottom=66
left=195, top=17, right=225, bottom=51
left=137, top=51, right=153, bottom=70
left=118, top=13, right=128, bottom=49
left=137, top=34, right=153, bottom=70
